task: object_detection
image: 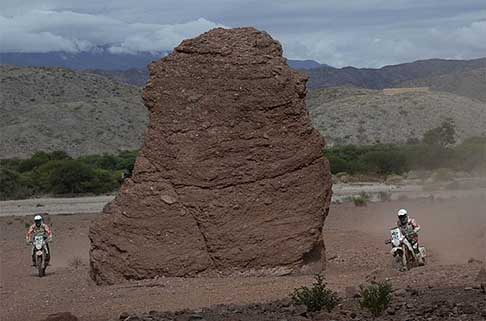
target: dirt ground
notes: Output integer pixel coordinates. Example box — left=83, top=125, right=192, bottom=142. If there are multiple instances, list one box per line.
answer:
left=1, top=197, right=485, bottom=321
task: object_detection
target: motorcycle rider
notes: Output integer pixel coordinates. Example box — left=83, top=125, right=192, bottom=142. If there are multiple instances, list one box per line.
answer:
left=26, top=214, right=52, bottom=266
left=396, top=208, right=423, bottom=265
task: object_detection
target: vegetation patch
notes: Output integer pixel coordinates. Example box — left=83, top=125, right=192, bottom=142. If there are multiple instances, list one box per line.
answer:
left=353, top=192, right=370, bottom=207
left=325, top=136, right=486, bottom=176
left=0, top=150, right=137, bottom=200
left=290, top=274, right=341, bottom=313
left=359, top=281, right=393, bottom=317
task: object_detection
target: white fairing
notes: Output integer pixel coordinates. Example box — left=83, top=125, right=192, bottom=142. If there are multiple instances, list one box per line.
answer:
left=34, top=235, right=44, bottom=251
left=390, top=227, right=403, bottom=247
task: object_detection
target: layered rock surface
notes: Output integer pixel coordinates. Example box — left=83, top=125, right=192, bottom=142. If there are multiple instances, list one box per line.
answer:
left=89, top=27, right=332, bottom=284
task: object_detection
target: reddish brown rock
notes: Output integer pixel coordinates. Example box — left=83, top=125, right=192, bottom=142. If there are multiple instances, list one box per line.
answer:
left=89, top=27, right=332, bottom=284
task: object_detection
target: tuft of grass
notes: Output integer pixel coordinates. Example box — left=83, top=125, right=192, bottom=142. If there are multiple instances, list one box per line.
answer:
left=353, top=192, right=370, bottom=207
left=359, top=281, right=393, bottom=317
left=290, top=274, right=341, bottom=312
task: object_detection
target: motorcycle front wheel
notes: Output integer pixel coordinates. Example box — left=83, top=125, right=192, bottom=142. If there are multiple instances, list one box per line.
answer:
left=36, top=255, right=44, bottom=277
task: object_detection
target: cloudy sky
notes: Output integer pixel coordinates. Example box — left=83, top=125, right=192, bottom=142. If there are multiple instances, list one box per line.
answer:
left=1, top=0, right=486, bottom=67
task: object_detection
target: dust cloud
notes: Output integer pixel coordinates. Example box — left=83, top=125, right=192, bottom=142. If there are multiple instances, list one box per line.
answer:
left=329, top=194, right=486, bottom=265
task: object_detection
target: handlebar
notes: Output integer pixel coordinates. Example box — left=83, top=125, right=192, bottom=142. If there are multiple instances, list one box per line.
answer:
left=385, top=240, right=391, bottom=244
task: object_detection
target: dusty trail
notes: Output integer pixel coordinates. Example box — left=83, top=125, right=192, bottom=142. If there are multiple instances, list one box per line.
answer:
left=1, top=198, right=484, bottom=321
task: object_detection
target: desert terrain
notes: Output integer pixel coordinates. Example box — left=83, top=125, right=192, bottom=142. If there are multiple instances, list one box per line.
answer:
left=1, top=196, right=485, bottom=321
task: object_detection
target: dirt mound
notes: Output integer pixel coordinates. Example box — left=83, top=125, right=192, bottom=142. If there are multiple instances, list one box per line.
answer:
left=89, top=27, right=332, bottom=284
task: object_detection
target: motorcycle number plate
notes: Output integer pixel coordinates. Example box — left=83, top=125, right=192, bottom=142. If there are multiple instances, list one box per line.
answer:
left=390, top=228, right=401, bottom=241
left=36, top=251, right=43, bottom=256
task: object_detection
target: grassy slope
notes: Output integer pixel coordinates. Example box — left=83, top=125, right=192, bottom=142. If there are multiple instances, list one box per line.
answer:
left=0, top=65, right=148, bottom=159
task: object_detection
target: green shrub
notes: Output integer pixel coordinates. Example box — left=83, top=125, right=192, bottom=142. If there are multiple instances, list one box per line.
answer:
left=325, top=144, right=409, bottom=175
left=325, top=139, right=486, bottom=175
left=359, top=281, right=393, bottom=317
left=290, top=274, right=340, bottom=312
left=0, top=150, right=139, bottom=200
left=30, top=160, right=66, bottom=192
left=17, top=151, right=51, bottom=172
left=0, top=168, right=33, bottom=200
left=359, top=150, right=408, bottom=175
left=83, top=168, right=119, bottom=194
left=47, top=160, right=96, bottom=194
left=326, top=153, right=352, bottom=174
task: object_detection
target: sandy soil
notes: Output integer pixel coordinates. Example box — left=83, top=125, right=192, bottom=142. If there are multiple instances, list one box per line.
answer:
left=0, top=195, right=115, bottom=217
left=1, top=198, right=485, bottom=321
left=2, top=184, right=485, bottom=217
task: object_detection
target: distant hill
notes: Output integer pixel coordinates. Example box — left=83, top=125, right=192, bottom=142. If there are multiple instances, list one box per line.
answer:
left=2, top=66, right=486, bottom=159
left=304, top=58, right=486, bottom=90
left=0, top=50, right=327, bottom=73
left=86, top=68, right=149, bottom=87
left=307, top=87, right=486, bottom=146
left=0, top=50, right=166, bottom=70
left=88, top=57, right=486, bottom=104
left=287, top=59, right=328, bottom=69
left=0, top=65, right=148, bottom=159
left=398, top=68, right=486, bottom=102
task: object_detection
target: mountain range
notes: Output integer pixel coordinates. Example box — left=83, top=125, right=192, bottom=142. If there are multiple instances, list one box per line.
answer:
left=304, top=57, right=486, bottom=91
left=88, top=57, right=486, bottom=102
left=0, top=50, right=325, bottom=72
left=1, top=62, right=486, bottom=158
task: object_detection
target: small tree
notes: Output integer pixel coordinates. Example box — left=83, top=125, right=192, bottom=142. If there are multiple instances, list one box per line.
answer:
left=291, top=274, right=341, bottom=312
left=422, top=118, right=456, bottom=147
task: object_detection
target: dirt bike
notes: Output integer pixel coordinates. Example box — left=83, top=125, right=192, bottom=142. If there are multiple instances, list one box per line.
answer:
left=32, top=234, right=49, bottom=277
left=386, top=227, right=426, bottom=271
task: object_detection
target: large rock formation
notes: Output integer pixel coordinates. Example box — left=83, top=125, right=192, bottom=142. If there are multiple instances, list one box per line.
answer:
left=89, top=27, right=332, bottom=284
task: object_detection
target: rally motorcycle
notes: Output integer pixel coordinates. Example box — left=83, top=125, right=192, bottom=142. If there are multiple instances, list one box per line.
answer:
left=386, top=227, right=426, bottom=271
left=32, top=234, right=49, bottom=277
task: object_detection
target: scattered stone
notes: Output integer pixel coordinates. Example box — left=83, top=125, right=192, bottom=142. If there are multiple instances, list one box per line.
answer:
left=42, top=312, right=79, bottom=321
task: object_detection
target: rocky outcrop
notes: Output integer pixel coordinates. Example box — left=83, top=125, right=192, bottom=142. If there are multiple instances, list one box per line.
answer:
left=89, top=27, right=332, bottom=284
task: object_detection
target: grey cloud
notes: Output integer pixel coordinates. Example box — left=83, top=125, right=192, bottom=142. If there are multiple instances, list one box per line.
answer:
left=0, top=10, right=224, bottom=53
left=0, top=0, right=485, bottom=67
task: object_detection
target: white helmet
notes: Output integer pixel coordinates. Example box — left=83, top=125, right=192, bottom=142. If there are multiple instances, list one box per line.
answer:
left=397, top=209, right=408, bottom=217
left=397, top=209, right=408, bottom=225
left=34, top=215, right=43, bottom=226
